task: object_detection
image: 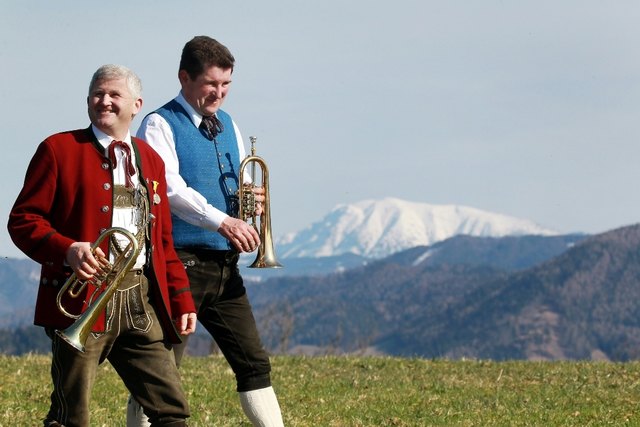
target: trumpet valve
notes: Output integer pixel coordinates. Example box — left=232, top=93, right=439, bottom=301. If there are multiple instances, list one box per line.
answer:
left=240, top=185, right=256, bottom=219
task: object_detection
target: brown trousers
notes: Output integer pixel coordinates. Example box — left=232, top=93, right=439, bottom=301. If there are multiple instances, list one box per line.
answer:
left=44, top=271, right=189, bottom=427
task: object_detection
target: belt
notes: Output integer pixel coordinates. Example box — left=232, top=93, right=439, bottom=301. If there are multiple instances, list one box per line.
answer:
left=117, top=268, right=144, bottom=291
left=177, top=248, right=239, bottom=265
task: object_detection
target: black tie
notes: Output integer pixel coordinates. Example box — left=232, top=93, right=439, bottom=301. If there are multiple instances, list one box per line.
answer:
left=199, top=115, right=224, bottom=140
left=108, top=140, right=136, bottom=188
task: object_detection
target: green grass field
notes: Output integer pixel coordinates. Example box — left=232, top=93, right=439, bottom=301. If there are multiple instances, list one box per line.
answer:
left=1, top=354, right=639, bottom=426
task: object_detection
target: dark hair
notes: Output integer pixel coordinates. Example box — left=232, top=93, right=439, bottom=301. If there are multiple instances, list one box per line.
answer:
left=180, top=36, right=235, bottom=79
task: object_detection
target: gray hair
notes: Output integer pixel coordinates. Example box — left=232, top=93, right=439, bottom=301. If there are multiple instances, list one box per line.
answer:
left=89, top=64, right=142, bottom=99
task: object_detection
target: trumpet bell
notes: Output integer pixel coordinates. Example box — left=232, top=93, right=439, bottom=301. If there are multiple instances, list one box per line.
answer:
left=55, top=319, right=91, bottom=352
left=248, top=229, right=283, bottom=269
left=249, top=256, right=283, bottom=269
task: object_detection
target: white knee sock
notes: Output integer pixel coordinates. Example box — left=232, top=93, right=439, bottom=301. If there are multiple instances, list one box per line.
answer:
left=126, top=395, right=151, bottom=427
left=127, top=387, right=284, bottom=427
left=239, top=386, right=284, bottom=427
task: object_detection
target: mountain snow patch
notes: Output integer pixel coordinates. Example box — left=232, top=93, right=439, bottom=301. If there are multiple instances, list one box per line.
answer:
left=276, top=197, right=557, bottom=259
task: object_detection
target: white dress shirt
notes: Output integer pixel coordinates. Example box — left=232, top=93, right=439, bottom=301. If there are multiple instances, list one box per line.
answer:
left=136, top=92, right=247, bottom=232
left=93, top=125, right=146, bottom=268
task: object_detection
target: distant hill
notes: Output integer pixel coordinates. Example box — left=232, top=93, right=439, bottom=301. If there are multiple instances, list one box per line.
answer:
left=0, top=258, right=39, bottom=327
left=382, top=233, right=586, bottom=271
left=245, top=233, right=587, bottom=281
left=246, top=225, right=640, bottom=360
left=0, top=232, right=587, bottom=357
left=276, top=197, right=558, bottom=259
left=246, top=232, right=601, bottom=358
left=393, top=223, right=640, bottom=361
left=0, top=258, right=47, bottom=354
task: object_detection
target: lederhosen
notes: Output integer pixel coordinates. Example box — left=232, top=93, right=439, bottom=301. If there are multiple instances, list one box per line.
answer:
left=44, top=143, right=190, bottom=427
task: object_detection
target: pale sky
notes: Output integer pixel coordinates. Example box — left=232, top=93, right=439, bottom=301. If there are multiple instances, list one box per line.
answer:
left=2, top=1, right=639, bottom=258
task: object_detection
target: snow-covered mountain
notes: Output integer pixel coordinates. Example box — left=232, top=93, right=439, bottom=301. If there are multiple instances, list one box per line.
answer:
left=276, top=197, right=558, bottom=259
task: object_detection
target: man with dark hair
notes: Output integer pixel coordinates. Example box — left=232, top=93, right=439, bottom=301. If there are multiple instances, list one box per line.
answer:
left=8, top=64, right=197, bottom=427
left=127, top=36, right=284, bottom=427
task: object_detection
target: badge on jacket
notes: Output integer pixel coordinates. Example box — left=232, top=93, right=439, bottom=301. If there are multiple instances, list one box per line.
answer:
left=152, top=180, right=161, bottom=204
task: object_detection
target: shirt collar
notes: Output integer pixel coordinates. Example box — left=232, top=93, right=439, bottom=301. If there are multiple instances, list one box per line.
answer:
left=176, top=91, right=218, bottom=129
left=92, top=124, right=132, bottom=150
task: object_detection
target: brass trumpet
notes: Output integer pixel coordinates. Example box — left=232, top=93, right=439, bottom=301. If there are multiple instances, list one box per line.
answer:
left=55, top=227, right=140, bottom=352
left=238, top=136, right=283, bottom=268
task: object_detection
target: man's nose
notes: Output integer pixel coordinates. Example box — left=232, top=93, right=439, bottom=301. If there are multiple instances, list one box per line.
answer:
left=212, top=85, right=224, bottom=98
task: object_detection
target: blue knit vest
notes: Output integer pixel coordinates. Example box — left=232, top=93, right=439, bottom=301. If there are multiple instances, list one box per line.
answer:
left=154, top=100, right=240, bottom=250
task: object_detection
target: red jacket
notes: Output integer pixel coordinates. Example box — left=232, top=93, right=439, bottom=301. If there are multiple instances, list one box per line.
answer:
left=8, top=127, right=195, bottom=343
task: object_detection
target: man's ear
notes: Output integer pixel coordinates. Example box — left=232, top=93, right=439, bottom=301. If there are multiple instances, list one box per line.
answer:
left=132, top=98, right=143, bottom=117
left=178, top=69, right=189, bottom=85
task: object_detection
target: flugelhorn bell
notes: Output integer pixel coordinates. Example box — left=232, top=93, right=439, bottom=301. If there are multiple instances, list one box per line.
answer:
left=238, top=136, right=283, bottom=268
left=55, top=227, right=140, bottom=352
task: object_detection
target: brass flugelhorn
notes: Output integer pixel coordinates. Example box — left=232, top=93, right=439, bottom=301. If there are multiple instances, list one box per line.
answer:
left=238, top=136, right=283, bottom=268
left=55, top=227, right=140, bottom=352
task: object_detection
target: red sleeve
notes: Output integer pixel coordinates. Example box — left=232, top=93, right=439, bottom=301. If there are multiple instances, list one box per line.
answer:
left=157, top=163, right=196, bottom=317
left=7, top=141, right=74, bottom=264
